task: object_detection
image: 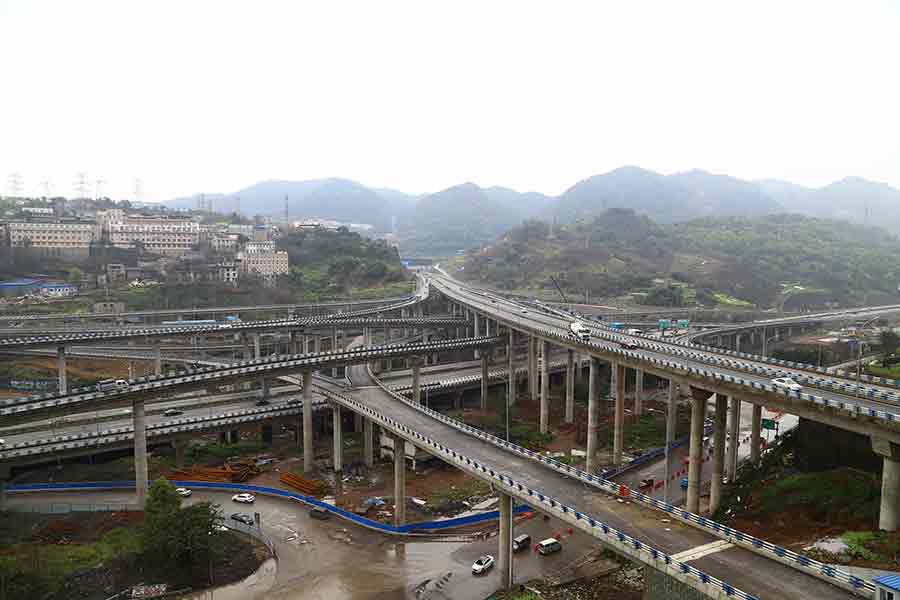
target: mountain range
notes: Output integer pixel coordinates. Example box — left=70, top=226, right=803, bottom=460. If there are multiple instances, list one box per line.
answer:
left=163, top=168, right=900, bottom=253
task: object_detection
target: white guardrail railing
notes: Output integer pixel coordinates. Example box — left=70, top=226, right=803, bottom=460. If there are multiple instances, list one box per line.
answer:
left=0, top=400, right=326, bottom=461
left=330, top=373, right=754, bottom=599
left=0, top=335, right=502, bottom=414
left=433, top=280, right=875, bottom=596
left=367, top=363, right=873, bottom=597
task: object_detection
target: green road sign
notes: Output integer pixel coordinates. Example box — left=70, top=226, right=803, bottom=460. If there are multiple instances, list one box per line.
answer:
left=761, top=418, right=778, bottom=431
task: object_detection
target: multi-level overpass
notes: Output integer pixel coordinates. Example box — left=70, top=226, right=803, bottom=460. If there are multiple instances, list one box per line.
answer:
left=5, top=274, right=900, bottom=598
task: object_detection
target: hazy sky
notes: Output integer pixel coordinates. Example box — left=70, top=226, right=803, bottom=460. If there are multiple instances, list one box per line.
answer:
left=2, top=1, right=898, bottom=201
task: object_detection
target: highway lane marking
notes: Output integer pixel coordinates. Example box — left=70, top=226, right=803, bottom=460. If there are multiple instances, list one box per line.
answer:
left=669, top=539, right=733, bottom=562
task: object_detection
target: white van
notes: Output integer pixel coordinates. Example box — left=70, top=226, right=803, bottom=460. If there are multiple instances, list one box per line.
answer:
left=537, top=538, right=562, bottom=555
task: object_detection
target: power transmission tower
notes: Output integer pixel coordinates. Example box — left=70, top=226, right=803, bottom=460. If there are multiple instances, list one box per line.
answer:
left=284, top=195, right=289, bottom=224
left=74, top=172, right=90, bottom=200
left=94, top=176, right=105, bottom=200
left=236, top=195, right=240, bottom=217
left=7, top=172, right=23, bottom=198
left=40, top=176, right=52, bottom=199
left=133, top=177, right=143, bottom=203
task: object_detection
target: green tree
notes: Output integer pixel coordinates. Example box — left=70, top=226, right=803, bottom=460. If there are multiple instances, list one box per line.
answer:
left=881, top=330, right=900, bottom=356
left=142, top=477, right=182, bottom=564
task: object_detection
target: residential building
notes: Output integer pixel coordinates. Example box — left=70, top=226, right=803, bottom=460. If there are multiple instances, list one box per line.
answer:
left=5, top=219, right=98, bottom=255
left=101, top=210, right=200, bottom=255
left=237, top=243, right=289, bottom=281
left=209, top=233, right=241, bottom=252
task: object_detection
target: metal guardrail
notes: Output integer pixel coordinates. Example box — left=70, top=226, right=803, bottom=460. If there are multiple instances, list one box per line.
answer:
left=7, top=501, right=136, bottom=513
left=331, top=372, right=758, bottom=599
left=432, top=280, right=875, bottom=596
left=0, top=335, right=502, bottom=417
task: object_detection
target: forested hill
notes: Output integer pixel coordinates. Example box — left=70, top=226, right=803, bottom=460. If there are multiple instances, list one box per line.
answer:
left=460, top=210, right=900, bottom=309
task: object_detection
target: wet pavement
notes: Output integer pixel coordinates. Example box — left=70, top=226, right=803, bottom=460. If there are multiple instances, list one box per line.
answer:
left=8, top=488, right=606, bottom=600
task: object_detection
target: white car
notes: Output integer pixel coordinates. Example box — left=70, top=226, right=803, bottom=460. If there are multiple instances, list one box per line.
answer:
left=472, top=554, right=495, bottom=575
left=232, top=493, right=256, bottom=504
left=175, top=487, right=192, bottom=497
left=771, top=377, right=802, bottom=392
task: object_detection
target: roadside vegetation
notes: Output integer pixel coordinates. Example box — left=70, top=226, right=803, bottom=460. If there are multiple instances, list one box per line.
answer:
left=0, top=478, right=266, bottom=600
left=462, top=210, right=900, bottom=308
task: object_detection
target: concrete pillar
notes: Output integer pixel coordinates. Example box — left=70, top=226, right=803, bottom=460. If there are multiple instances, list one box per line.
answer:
left=261, top=424, right=273, bottom=445
left=332, top=328, right=339, bottom=377
left=540, top=340, right=550, bottom=433
left=314, top=335, right=320, bottom=354
left=507, top=329, right=516, bottom=409
left=332, top=405, right=343, bottom=474
left=664, top=380, right=678, bottom=503
left=363, top=418, right=374, bottom=468
left=304, top=335, right=311, bottom=354
left=473, top=313, right=481, bottom=358
left=726, top=396, right=741, bottom=481
left=735, top=334, right=742, bottom=354
left=412, top=357, right=422, bottom=405
left=565, top=349, right=575, bottom=424
left=686, top=388, right=708, bottom=514
left=173, top=439, right=187, bottom=470
left=303, top=369, right=314, bottom=474
left=133, top=399, right=148, bottom=508
left=586, top=357, right=600, bottom=473
left=56, top=346, right=67, bottom=394
left=613, top=363, right=625, bottom=464
left=499, top=492, right=513, bottom=589
left=634, top=369, right=644, bottom=418
left=751, top=404, right=762, bottom=465
left=153, top=341, right=162, bottom=376
left=710, top=394, right=727, bottom=515
left=528, top=337, right=537, bottom=401
left=252, top=333, right=261, bottom=359
left=872, top=439, right=900, bottom=531
left=481, top=353, right=490, bottom=411
left=393, top=434, right=406, bottom=526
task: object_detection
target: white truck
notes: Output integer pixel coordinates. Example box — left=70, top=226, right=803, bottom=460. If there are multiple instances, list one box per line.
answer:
left=569, top=321, right=591, bottom=342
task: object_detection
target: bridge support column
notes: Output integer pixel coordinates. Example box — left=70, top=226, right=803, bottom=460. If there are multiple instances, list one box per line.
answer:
left=586, top=357, right=600, bottom=473
left=473, top=313, right=481, bottom=359
left=133, top=399, right=148, bottom=508
left=153, top=341, right=162, bottom=376
left=726, top=397, right=741, bottom=481
left=528, top=337, right=537, bottom=401
left=872, top=438, right=900, bottom=531
left=735, top=334, right=742, bottom=354
left=412, top=357, right=422, bottom=405
left=499, top=492, right=513, bottom=589
left=363, top=418, right=374, bottom=468
left=540, top=340, right=550, bottom=433
left=480, top=353, right=490, bottom=411
left=710, top=394, right=727, bottom=515
left=565, top=349, right=574, bottom=424
left=173, top=439, right=188, bottom=469
left=750, top=404, right=762, bottom=465
left=303, top=369, right=315, bottom=474
left=664, top=380, right=678, bottom=503
left=332, top=405, right=343, bottom=474
left=0, top=470, right=8, bottom=512
left=332, top=328, right=339, bottom=377
left=304, top=335, right=311, bottom=354
left=393, top=434, right=406, bottom=526
left=56, top=346, right=67, bottom=394
left=252, top=333, right=261, bottom=359
left=507, top=329, right=516, bottom=409
left=261, top=424, right=273, bottom=446
left=634, top=368, right=644, bottom=419
left=687, top=388, right=709, bottom=514
left=613, top=363, right=625, bottom=464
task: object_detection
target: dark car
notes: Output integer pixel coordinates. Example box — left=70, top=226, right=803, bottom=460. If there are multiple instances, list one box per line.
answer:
left=255, top=399, right=271, bottom=406
left=619, top=341, right=637, bottom=350
left=230, top=513, right=254, bottom=526
left=309, top=508, right=331, bottom=520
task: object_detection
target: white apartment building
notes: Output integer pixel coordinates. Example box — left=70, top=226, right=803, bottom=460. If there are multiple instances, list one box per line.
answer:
left=209, top=233, right=241, bottom=252
left=237, top=244, right=289, bottom=281
left=101, top=210, right=201, bottom=255
left=5, top=220, right=98, bottom=254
